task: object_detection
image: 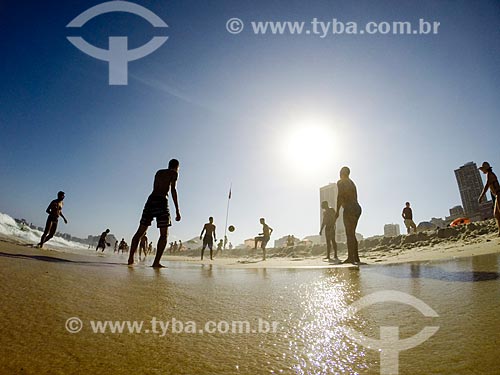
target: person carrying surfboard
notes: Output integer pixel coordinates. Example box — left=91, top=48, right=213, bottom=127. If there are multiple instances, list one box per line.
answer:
left=320, top=200, right=339, bottom=263
left=37, top=191, right=68, bottom=248
left=127, top=159, right=181, bottom=268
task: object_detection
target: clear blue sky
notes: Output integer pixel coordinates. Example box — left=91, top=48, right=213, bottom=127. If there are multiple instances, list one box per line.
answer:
left=1, top=0, right=499, bottom=246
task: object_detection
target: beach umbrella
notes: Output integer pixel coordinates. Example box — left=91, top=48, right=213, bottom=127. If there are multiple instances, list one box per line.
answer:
left=450, top=217, right=470, bottom=227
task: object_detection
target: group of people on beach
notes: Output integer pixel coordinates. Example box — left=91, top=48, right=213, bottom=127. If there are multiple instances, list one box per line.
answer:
left=37, top=159, right=500, bottom=267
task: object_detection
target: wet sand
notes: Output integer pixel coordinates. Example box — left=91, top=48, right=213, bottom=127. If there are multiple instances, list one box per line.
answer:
left=1, top=237, right=500, bottom=374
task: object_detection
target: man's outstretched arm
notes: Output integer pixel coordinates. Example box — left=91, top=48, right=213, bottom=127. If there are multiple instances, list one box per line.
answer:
left=60, top=212, right=68, bottom=224
left=479, top=177, right=491, bottom=202
left=171, top=180, right=181, bottom=221
left=336, top=191, right=343, bottom=220
left=200, top=225, right=206, bottom=239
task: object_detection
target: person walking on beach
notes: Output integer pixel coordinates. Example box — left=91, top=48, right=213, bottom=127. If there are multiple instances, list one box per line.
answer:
left=139, top=233, right=148, bottom=259
left=402, top=202, right=417, bottom=234
left=37, top=191, right=68, bottom=248
left=335, top=167, right=362, bottom=264
left=200, top=217, right=217, bottom=260
left=254, top=218, right=273, bottom=261
left=320, top=201, right=339, bottom=262
left=114, top=240, right=118, bottom=253
left=173, top=241, right=178, bottom=253
left=478, top=161, right=500, bottom=236
left=127, top=159, right=181, bottom=268
left=96, top=229, right=110, bottom=252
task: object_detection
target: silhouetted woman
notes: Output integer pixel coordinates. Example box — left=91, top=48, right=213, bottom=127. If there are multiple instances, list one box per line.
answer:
left=335, top=167, right=362, bottom=264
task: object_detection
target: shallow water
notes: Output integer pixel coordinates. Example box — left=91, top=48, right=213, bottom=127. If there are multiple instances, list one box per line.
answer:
left=1, top=251, right=500, bottom=374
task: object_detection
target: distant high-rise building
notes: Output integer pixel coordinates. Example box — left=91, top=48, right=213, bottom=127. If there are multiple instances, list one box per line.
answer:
left=454, top=162, right=489, bottom=221
left=319, top=183, right=346, bottom=243
left=449, top=205, right=465, bottom=218
left=384, top=224, right=400, bottom=237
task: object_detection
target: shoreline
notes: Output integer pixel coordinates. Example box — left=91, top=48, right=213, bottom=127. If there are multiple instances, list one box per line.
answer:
left=1, top=231, right=499, bottom=269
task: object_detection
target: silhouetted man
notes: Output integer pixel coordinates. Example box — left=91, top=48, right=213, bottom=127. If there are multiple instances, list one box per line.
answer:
left=479, top=161, right=500, bottom=236
left=38, top=191, right=68, bottom=248
left=254, top=218, right=273, bottom=260
left=215, top=239, right=224, bottom=257
left=320, top=200, right=338, bottom=262
left=335, top=167, right=362, bottom=264
left=200, top=217, right=217, bottom=260
left=128, top=159, right=181, bottom=268
left=402, top=202, right=417, bottom=234
left=96, top=229, right=110, bottom=252
left=139, top=233, right=148, bottom=259
left=118, top=238, right=127, bottom=253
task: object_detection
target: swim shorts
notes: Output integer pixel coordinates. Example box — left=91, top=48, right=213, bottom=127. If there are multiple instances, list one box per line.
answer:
left=140, top=195, right=171, bottom=228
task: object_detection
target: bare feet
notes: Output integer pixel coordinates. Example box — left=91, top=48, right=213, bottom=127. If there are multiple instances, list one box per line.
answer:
left=151, top=263, right=166, bottom=268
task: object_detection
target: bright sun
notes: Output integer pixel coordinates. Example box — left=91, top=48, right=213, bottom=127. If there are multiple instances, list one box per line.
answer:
left=282, top=124, right=338, bottom=173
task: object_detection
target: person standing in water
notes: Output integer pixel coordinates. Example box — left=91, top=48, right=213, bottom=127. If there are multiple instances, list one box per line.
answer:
left=254, top=218, right=273, bottom=261
left=38, top=191, right=68, bottom=248
left=402, top=202, right=417, bottom=234
left=118, top=238, right=127, bottom=253
left=478, top=161, right=500, bottom=236
left=335, top=167, right=362, bottom=264
left=139, top=233, right=148, bottom=259
left=215, top=239, right=224, bottom=257
left=200, top=217, right=217, bottom=260
left=96, top=229, right=110, bottom=252
left=128, top=159, right=181, bottom=268
left=320, top=200, right=339, bottom=262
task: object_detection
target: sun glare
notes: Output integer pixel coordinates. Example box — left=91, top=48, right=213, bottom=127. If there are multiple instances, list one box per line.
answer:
left=282, top=124, right=338, bottom=173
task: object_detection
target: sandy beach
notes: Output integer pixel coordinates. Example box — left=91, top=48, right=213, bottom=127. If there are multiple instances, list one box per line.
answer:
left=1, top=232, right=500, bottom=374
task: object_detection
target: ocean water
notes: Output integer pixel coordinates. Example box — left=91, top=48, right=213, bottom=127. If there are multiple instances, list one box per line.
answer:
left=0, top=211, right=88, bottom=250
left=1, top=249, right=499, bottom=374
